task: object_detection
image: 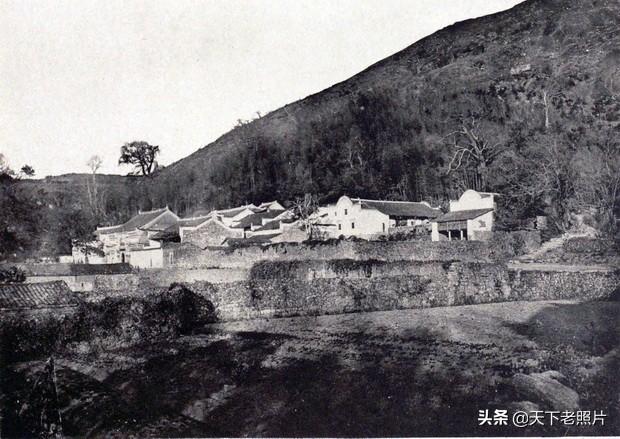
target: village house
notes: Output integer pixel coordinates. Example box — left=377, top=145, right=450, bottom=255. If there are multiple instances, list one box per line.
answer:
left=248, top=216, right=306, bottom=241
left=431, top=189, right=498, bottom=241
left=318, top=195, right=442, bottom=239
left=89, top=207, right=179, bottom=264
left=74, top=200, right=296, bottom=268
left=180, top=201, right=287, bottom=248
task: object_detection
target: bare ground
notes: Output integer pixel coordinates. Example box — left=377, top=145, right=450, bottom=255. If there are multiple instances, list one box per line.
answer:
left=2, top=300, right=619, bottom=437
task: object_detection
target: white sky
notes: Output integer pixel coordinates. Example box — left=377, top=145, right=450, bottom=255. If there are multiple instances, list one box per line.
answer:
left=1, top=0, right=523, bottom=177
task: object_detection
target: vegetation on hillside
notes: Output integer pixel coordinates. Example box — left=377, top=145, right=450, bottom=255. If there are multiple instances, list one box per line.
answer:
left=148, top=0, right=620, bottom=234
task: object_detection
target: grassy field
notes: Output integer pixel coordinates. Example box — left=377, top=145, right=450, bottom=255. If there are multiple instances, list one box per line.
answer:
left=3, top=299, right=618, bottom=437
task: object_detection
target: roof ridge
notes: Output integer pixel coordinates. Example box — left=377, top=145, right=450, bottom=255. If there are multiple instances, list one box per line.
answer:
left=358, top=198, right=436, bottom=206
left=215, top=204, right=255, bottom=213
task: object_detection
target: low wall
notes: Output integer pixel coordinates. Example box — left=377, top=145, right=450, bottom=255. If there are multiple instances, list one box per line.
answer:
left=138, top=267, right=249, bottom=286
left=93, top=273, right=139, bottom=291
left=26, top=273, right=138, bottom=292
left=25, top=275, right=96, bottom=292
left=171, top=235, right=540, bottom=269
left=171, top=263, right=619, bottom=321
left=510, top=269, right=620, bottom=301
left=248, top=259, right=449, bottom=281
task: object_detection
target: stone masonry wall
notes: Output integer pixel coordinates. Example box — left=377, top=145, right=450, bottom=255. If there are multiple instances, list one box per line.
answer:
left=138, top=267, right=249, bottom=286
left=171, top=264, right=619, bottom=321
left=172, top=235, right=540, bottom=270
left=248, top=259, right=449, bottom=281
left=93, top=273, right=140, bottom=291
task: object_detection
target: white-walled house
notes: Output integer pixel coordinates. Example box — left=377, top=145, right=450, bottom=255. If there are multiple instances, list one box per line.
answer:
left=90, top=207, right=180, bottom=264
left=319, top=196, right=442, bottom=239
left=127, top=243, right=178, bottom=269
left=431, top=190, right=498, bottom=241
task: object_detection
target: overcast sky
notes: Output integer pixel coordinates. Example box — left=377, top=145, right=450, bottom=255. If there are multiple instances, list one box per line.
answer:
left=1, top=0, right=523, bottom=177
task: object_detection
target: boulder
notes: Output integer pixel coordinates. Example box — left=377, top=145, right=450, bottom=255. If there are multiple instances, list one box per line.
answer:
left=512, top=371, right=579, bottom=411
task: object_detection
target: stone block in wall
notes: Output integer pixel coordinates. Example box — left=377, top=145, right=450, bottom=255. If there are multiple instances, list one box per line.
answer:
left=168, top=239, right=515, bottom=270
left=93, top=274, right=140, bottom=291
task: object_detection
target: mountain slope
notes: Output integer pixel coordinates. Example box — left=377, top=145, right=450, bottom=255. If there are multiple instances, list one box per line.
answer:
left=148, top=0, right=619, bottom=218
left=5, top=0, right=618, bottom=261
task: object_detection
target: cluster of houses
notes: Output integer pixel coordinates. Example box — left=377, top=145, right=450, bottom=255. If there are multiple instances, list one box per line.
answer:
left=71, top=190, right=498, bottom=269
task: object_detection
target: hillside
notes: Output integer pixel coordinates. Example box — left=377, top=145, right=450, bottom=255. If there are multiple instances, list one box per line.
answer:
left=3, top=0, right=619, bottom=259
left=146, top=0, right=619, bottom=221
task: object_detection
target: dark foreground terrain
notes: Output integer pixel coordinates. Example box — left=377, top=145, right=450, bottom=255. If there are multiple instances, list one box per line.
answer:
left=2, top=300, right=619, bottom=437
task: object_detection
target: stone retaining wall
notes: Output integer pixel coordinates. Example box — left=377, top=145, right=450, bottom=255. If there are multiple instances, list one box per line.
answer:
left=171, top=236, right=540, bottom=269
left=168, top=263, right=618, bottom=321
left=93, top=273, right=140, bottom=291
left=248, top=259, right=449, bottom=281
left=137, top=267, right=249, bottom=286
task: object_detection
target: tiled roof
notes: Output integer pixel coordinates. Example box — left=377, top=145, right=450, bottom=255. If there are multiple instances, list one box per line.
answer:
left=216, top=204, right=260, bottom=218
left=358, top=199, right=442, bottom=219
left=96, top=208, right=173, bottom=235
left=231, top=210, right=284, bottom=229
left=254, top=217, right=296, bottom=232
left=150, top=215, right=211, bottom=241
left=434, top=208, right=494, bottom=223
left=149, top=225, right=181, bottom=242
left=15, top=263, right=133, bottom=276
left=0, top=281, right=81, bottom=310
left=223, top=233, right=281, bottom=246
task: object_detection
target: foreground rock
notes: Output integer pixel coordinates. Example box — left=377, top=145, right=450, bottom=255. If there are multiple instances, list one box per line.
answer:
left=512, top=370, right=580, bottom=411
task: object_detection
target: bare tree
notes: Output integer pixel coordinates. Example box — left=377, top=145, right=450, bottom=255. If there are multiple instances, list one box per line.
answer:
left=119, top=141, right=160, bottom=176
left=0, top=153, right=9, bottom=174
left=537, top=73, right=564, bottom=130
left=291, top=193, right=321, bottom=240
left=86, top=155, right=103, bottom=217
left=573, top=135, right=620, bottom=235
left=443, top=118, right=505, bottom=191
left=498, top=138, right=576, bottom=232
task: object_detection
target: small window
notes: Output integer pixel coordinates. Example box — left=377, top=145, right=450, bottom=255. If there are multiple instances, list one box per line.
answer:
left=351, top=222, right=355, bottom=229
left=382, top=223, right=385, bottom=232
left=344, top=209, right=348, bottom=215
left=338, top=224, right=342, bottom=231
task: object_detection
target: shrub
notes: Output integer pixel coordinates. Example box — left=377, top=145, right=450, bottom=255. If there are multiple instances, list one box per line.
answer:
left=563, top=237, right=610, bottom=254
left=0, top=285, right=217, bottom=363
left=0, top=266, right=26, bottom=283
left=489, top=230, right=541, bottom=257
left=249, top=261, right=304, bottom=280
